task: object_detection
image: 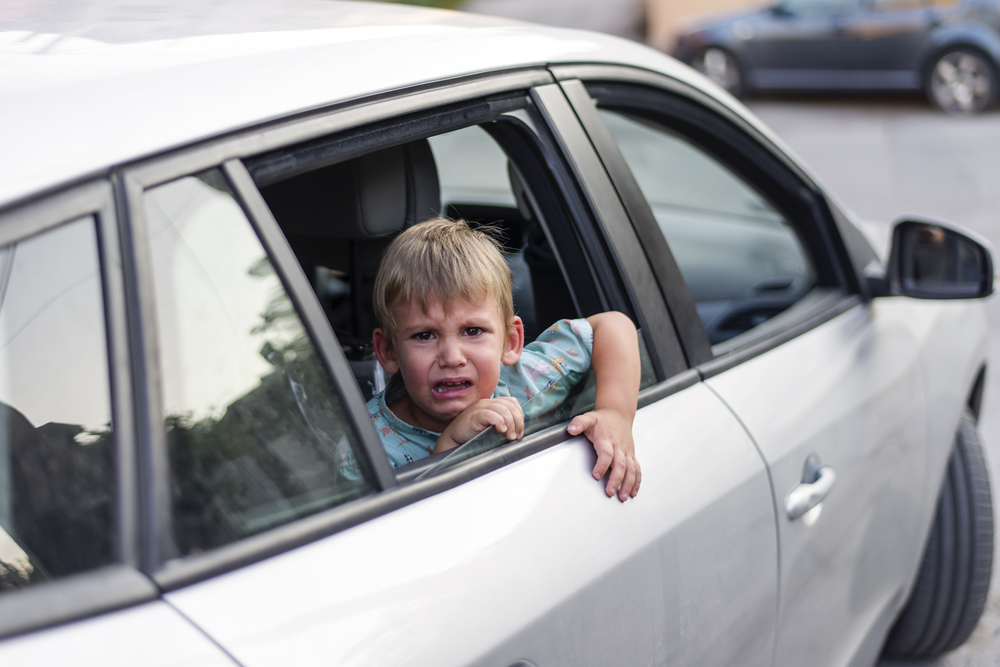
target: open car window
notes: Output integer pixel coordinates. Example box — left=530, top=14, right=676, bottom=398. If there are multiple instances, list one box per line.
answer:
left=254, top=117, right=656, bottom=481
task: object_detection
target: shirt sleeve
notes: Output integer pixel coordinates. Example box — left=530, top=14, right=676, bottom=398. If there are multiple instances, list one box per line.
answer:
left=501, top=318, right=594, bottom=419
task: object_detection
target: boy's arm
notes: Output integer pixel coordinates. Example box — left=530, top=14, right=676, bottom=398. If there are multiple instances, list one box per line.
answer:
left=567, top=311, right=642, bottom=501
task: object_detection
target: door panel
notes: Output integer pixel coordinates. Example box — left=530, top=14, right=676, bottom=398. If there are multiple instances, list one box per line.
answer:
left=705, top=299, right=927, bottom=667
left=165, top=382, right=777, bottom=667
left=748, top=0, right=861, bottom=83
left=0, top=601, right=238, bottom=667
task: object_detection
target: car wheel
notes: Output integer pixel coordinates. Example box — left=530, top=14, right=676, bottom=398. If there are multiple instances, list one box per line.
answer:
left=691, top=47, right=743, bottom=97
left=883, top=408, right=993, bottom=658
left=926, top=48, right=999, bottom=114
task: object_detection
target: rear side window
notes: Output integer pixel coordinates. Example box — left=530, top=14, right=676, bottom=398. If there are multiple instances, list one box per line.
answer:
left=598, top=109, right=815, bottom=346
left=144, top=171, right=375, bottom=556
left=0, top=217, right=115, bottom=592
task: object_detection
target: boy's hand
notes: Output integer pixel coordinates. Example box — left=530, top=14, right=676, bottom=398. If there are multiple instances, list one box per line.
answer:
left=568, top=408, right=641, bottom=501
left=434, top=397, right=524, bottom=454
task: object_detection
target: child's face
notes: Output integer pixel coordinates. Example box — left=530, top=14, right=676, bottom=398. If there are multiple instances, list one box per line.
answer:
left=373, top=295, right=523, bottom=432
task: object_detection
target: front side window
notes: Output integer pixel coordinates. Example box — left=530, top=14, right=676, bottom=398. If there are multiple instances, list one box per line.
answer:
left=144, top=171, right=375, bottom=556
left=599, top=109, right=815, bottom=347
left=0, top=217, right=114, bottom=593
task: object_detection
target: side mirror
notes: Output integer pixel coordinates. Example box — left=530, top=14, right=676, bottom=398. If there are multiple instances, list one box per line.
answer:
left=872, top=218, right=994, bottom=299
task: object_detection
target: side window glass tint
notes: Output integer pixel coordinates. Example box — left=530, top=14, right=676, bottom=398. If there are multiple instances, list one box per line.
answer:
left=144, top=171, right=375, bottom=556
left=599, top=109, right=815, bottom=346
left=0, top=217, right=114, bottom=592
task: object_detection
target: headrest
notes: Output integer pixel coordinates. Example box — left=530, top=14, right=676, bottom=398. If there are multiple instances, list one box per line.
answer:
left=261, top=139, right=441, bottom=241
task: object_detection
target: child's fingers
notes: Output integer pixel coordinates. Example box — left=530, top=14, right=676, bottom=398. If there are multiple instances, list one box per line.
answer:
left=567, top=412, right=596, bottom=437
left=606, top=448, right=628, bottom=498
left=490, top=398, right=522, bottom=441
left=591, top=438, right=614, bottom=482
left=618, top=457, right=638, bottom=501
left=631, top=462, right=642, bottom=497
left=509, top=398, right=525, bottom=439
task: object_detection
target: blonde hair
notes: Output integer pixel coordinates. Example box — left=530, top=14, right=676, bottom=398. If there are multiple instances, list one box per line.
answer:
left=374, top=218, right=514, bottom=342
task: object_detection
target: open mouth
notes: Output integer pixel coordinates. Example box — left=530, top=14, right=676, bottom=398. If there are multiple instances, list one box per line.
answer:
left=433, top=380, right=472, bottom=395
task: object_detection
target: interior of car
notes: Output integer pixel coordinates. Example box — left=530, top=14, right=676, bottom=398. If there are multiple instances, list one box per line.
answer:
left=257, top=125, right=581, bottom=405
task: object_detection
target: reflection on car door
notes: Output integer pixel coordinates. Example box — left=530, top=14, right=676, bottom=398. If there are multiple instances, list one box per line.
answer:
left=0, top=602, right=240, bottom=667
left=574, top=77, right=930, bottom=666
left=166, top=381, right=779, bottom=667
left=705, top=300, right=927, bottom=667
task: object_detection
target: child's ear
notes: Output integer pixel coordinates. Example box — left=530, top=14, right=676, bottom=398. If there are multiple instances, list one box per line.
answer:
left=501, top=316, right=525, bottom=366
left=373, top=328, right=400, bottom=375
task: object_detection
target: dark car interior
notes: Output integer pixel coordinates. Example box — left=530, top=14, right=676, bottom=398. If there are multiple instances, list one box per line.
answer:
left=258, top=133, right=580, bottom=403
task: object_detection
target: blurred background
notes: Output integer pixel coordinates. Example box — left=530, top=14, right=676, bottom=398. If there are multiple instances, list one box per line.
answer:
left=393, top=0, right=1000, bottom=664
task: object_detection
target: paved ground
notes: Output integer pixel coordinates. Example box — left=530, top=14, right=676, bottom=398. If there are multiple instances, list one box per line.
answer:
left=746, top=94, right=1000, bottom=666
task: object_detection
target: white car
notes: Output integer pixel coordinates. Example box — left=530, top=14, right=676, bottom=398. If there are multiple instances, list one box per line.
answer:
left=0, top=2, right=994, bottom=667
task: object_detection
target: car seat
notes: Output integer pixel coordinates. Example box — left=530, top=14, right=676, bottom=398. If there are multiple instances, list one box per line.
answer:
left=260, top=140, right=441, bottom=400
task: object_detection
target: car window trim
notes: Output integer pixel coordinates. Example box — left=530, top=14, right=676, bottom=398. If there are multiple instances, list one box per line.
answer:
left=0, top=182, right=146, bottom=638
left=580, top=81, right=849, bottom=292
left=558, top=78, right=714, bottom=367
left=548, top=64, right=819, bottom=189
left=124, top=67, right=554, bottom=192
left=530, top=83, right=687, bottom=379
left=154, top=415, right=580, bottom=589
left=564, top=76, right=871, bottom=368
left=0, top=565, right=158, bottom=641
left=698, top=292, right=862, bottom=379
left=222, top=158, right=396, bottom=491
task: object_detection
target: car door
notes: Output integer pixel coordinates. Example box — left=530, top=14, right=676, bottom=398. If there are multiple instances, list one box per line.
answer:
left=840, top=0, right=932, bottom=80
left=563, top=70, right=929, bottom=667
left=0, top=183, right=238, bottom=667
left=120, top=73, right=780, bottom=667
left=747, top=0, right=862, bottom=87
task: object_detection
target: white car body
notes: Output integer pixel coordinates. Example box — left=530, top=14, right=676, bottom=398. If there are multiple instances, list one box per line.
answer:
left=0, top=3, right=990, bottom=667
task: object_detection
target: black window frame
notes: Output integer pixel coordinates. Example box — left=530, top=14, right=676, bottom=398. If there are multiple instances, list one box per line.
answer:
left=553, top=65, right=870, bottom=378
left=0, top=180, right=155, bottom=640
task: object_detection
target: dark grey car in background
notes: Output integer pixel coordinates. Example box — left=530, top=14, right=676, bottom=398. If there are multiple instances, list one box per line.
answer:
left=674, top=0, right=1000, bottom=113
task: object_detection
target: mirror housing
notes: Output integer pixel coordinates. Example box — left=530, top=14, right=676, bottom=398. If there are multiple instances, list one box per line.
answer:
left=870, top=218, right=994, bottom=299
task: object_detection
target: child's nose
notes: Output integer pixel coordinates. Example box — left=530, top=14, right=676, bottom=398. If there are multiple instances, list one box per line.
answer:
left=438, top=337, right=466, bottom=366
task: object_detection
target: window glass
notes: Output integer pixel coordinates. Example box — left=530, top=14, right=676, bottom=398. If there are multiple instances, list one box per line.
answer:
left=599, top=109, right=815, bottom=346
left=145, top=171, right=375, bottom=556
left=0, top=217, right=114, bottom=593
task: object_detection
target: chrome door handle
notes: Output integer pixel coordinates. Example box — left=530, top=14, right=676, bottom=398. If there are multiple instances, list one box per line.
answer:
left=785, top=466, right=836, bottom=520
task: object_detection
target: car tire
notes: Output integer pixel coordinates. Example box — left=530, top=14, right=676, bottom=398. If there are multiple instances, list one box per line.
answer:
left=690, top=47, right=743, bottom=97
left=926, top=48, right=999, bottom=114
left=883, top=408, right=993, bottom=658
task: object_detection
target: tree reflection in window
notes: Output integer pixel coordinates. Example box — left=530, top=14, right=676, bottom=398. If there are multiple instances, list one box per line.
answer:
left=145, top=172, right=374, bottom=557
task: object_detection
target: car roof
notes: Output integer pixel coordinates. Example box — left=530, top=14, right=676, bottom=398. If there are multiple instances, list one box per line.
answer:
left=0, top=0, right=787, bottom=210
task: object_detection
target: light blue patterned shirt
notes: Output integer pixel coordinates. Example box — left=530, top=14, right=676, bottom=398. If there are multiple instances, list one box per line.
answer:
left=368, top=318, right=594, bottom=468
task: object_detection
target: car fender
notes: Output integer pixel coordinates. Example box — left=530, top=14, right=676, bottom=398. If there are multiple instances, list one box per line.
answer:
left=919, top=22, right=1000, bottom=81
